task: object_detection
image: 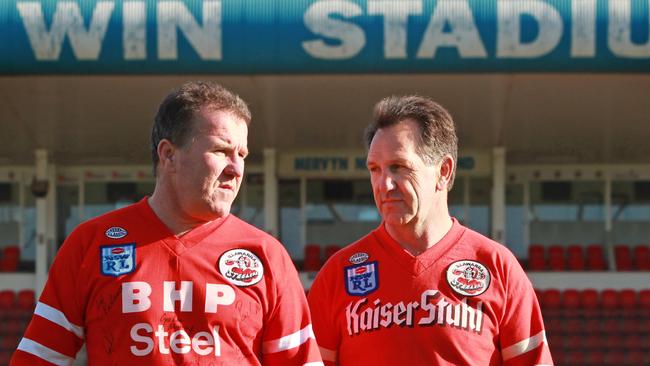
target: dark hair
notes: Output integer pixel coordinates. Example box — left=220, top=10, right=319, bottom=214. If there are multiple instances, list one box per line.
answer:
left=151, top=81, right=251, bottom=175
left=364, top=95, right=458, bottom=189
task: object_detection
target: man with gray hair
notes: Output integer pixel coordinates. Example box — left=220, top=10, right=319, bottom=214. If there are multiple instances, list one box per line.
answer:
left=308, top=95, right=551, bottom=365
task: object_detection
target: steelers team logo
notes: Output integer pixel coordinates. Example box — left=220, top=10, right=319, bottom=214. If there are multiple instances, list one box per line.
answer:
left=218, top=249, right=264, bottom=287
left=446, top=260, right=491, bottom=297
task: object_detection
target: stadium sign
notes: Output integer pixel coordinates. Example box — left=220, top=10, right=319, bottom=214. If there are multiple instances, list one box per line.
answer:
left=1, top=0, right=649, bottom=74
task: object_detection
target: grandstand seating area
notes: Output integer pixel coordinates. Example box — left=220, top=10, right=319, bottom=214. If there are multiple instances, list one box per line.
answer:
left=0, top=289, right=34, bottom=364
left=539, top=288, right=650, bottom=365
left=527, top=244, right=650, bottom=271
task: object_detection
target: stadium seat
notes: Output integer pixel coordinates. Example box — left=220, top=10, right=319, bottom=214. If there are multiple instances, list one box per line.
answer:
left=303, top=244, right=321, bottom=271
left=584, top=350, right=606, bottom=365
left=566, top=245, right=585, bottom=271
left=586, top=244, right=606, bottom=270
left=619, top=289, right=637, bottom=313
left=639, top=289, right=650, bottom=315
left=634, top=245, right=650, bottom=270
left=565, top=351, right=585, bottom=365
left=562, top=289, right=580, bottom=316
left=604, top=350, right=626, bottom=365
left=0, top=351, right=11, bottom=365
left=627, top=350, right=646, bottom=365
left=601, top=289, right=619, bottom=316
left=580, top=288, right=600, bottom=317
left=323, top=245, right=341, bottom=261
left=584, top=318, right=600, bottom=333
left=548, top=245, right=565, bottom=271
left=565, top=334, right=581, bottom=349
left=16, top=289, right=35, bottom=312
left=563, top=318, right=583, bottom=334
left=1, top=246, right=20, bottom=272
left=615, top=245, right=633, bottom=271
left=0, top=290, right=15, bottom=310
left=583, top=334, right=602, bottom=349
left=541, top=288, right=562, bottom=311
left=528, top=244, right=546, bottom=270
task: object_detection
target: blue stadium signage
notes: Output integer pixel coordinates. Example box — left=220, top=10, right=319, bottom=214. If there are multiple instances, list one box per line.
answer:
left=1, top=0, right=649, bottom=74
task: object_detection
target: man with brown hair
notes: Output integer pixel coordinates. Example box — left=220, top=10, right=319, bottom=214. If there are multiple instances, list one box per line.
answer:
left=12, top=81, right=322, bottom=366
left=308, top=95, right=552, bottom=365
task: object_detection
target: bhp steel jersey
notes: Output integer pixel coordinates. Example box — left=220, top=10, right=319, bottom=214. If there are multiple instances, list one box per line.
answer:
left=12, top=198, right=322, bottom=366
left=308, top=219, right=553, bottom=366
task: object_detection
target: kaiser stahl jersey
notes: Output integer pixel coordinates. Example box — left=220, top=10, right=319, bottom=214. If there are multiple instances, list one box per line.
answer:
left=11, top=198, right=322, bottom=366
left=308, top=219, right=553, bottom=366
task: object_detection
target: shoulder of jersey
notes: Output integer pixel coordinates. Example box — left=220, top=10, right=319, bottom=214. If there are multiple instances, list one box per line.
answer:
left=323, top=231, right=376, bottom=269
left=73, top=202, right=141, bottom=239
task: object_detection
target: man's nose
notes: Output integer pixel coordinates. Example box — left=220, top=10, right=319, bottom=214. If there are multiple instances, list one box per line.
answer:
left=224, top=156, right=244, bottom=177
left=378, top=171, right=396, bottom=192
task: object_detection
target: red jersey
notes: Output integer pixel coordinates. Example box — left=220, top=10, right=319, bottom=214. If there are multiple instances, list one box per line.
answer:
left=12, top=198, right=322, bottom=366
left=308, top=219, right=552, bottom=366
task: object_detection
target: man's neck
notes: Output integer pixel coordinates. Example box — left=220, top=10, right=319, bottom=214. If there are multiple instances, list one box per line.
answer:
left=148, top=188, right=208, bottom=237
left=385, top=213, right=453, bottom=256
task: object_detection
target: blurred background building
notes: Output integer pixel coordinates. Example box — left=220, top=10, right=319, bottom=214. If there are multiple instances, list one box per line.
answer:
left=1, top=0, right=650, bottom=364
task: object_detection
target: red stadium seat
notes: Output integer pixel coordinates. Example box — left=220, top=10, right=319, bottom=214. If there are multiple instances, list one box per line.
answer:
left=562, top=289, right=580, bottom=316
left=540, top=288, right=562, bottom=317
left=601, top=289, right=619, bottom=315
left=1, top=246, right=20, bottom=272
left=619, top=289, right=637, bottom=312
left=528, top=244, right=546, bottom=270
left=585, top=350, right=606, bottom=365
left=584, top=318, right=600, bottom=333
left=604, top=350, right=626, bottom=365
left=0, top=290, right=15, bottom=310
left=615, top=245, right=633, bottom=271
left=586, top=244, right=606, bottom=270
left=303, top=244, right=321, bottom=271
left=565, top=351, right=585, bottom=365
left=634, top=245, right=650, bottom=270
left=565, top=334, right=581, bottom=349
left=563, top=318, right=583, bottom=334
left=548, top=245, right=565, bottom=270
left=16, top=289, right=35, bottom=311
left=627, top=350, right=645, bottom=365
left=583, top=334, right=603, bottom=349
left=580, top=288, right=600, bottom=317
left=323, top=244, right=341, bottom=261
left=639, top=289, right=650, bottom=315
left=566, top=245, right=585, bottom=271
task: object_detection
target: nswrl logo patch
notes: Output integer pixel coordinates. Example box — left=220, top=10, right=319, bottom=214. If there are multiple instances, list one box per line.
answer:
left=100, top=244, right=136, bottom=277
left=344, top=261, right=379, bottom=296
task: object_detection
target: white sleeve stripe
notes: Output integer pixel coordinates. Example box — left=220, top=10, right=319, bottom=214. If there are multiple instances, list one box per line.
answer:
left=17, top=338, right=74, bottom=366
left=35, top=302, right=84, bottom=339
left=303, top=363, right=325, bottom=366
left=262, top=324, right=315, bottom=354
left=319, top=346, right=337, bottom=362
left=502, top=330, right=547, bottom=361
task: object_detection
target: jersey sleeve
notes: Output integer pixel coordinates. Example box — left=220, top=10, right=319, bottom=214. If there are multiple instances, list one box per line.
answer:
left=10, top=226, right=89, bottom=366
left=499, top=259, right=554, bottom=366
left=261, top=244, right=323, bottom=366
left=307, top=267, right=339, bottom=366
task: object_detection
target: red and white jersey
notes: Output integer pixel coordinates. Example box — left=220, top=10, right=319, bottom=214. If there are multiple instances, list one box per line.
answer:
left=12, top=198, right=322, bottom=366
left=308, top=219, right=552, bottom=366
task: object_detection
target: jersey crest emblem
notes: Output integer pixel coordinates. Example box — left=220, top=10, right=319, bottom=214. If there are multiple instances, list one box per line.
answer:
left=446, top=260, right=491, bottom=297
left=218, top=249, right=264, bottom=287
left=349, top=252, right=369, bottom=264
left=100, top=244, right=136, bottom=276
left=345, top=261, right=379, bottom=296
left=105, top=226, right=127, bottom=239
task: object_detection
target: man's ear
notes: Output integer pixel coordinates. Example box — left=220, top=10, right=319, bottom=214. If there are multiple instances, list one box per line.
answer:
left=436, top=155, right=455, bottom=192
left=157, top=139, right=177, bottom=172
